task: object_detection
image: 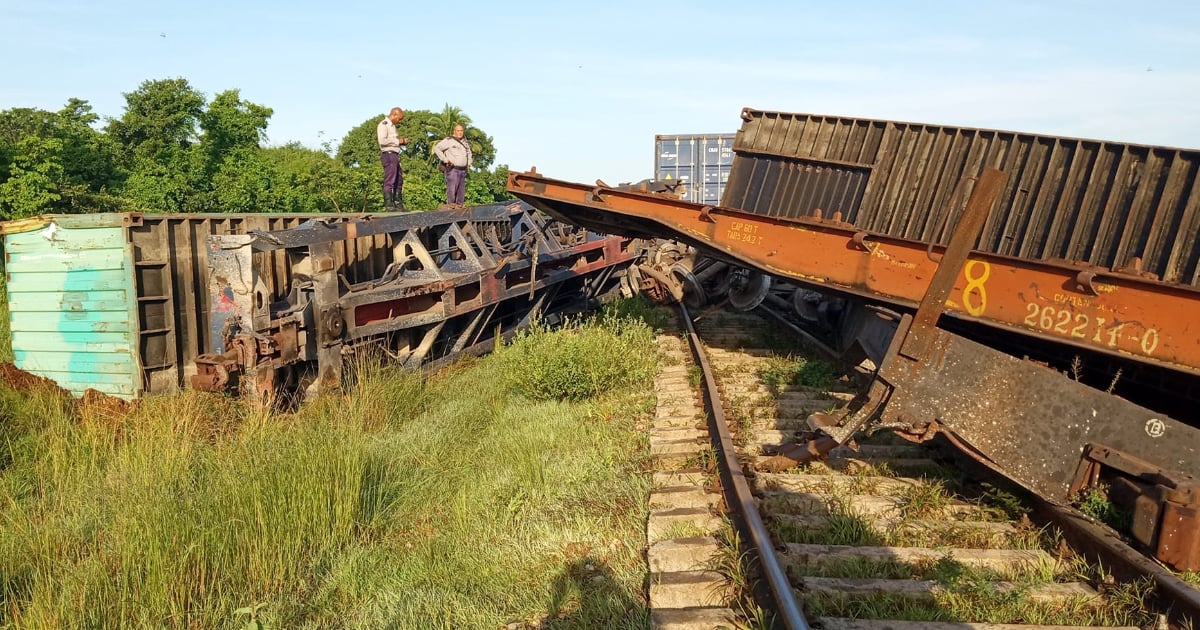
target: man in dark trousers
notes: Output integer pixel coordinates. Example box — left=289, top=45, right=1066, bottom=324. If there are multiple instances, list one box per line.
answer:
left=433, top=124, right=472, bottom=207
left=376, top=107, right=408, bottom=210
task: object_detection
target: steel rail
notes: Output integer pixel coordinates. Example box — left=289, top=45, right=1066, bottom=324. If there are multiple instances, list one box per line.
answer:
left=678, top=301, right=810, bottom=630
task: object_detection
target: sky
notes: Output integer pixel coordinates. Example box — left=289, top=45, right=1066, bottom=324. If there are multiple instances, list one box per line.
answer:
left=3, top=0, right=1200, bottom=184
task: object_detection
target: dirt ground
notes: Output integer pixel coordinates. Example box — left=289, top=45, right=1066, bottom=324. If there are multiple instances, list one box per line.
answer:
left=0, top=362, right=133, bottom=416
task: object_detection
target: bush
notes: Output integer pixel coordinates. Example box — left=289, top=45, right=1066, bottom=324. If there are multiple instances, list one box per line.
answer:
left=499, top=313, right=658, bottom=402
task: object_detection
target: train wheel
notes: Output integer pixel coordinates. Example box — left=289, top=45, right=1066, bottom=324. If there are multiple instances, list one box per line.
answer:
left=727, top=268, right=772, bottom=311
left=671, top=264, right=707, bottom=310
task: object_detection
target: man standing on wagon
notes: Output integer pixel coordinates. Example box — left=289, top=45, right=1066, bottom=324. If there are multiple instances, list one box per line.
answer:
left=377, top=107, right=409, bottom=211
left=434, top=124, right=472, bottom=207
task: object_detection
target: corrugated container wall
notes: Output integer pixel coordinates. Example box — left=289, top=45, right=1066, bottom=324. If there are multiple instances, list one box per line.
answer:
left=726, top=109, right=1200, bottom=286
left=1, top=212, right=368, bottom=399
left=654, top=134, right=735, bottom=204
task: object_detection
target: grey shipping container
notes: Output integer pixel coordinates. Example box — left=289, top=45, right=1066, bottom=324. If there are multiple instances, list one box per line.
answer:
left=0, top=212, right=375, bottom=399
left=655, top=134, right=735, bottom=204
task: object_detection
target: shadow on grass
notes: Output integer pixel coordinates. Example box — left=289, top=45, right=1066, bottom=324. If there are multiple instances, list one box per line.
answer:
left=542, top=556, right=646, bottom=629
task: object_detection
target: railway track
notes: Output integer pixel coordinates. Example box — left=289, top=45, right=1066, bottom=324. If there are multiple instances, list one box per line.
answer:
left=646, top=305, right=1199, bottom=630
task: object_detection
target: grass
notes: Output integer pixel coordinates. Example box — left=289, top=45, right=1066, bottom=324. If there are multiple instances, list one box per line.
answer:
left=796, top=554, right=1154, bottom=625
left=599, top=294, right=672, bottom=333
left=1074, top=484, right=1133, bottom=532
left=709, top=524, right=772, bottom=630
left=0, top=274, right=10, bottom=362
left=896, top=479, right=954, bottom=519
left=756, top=355, right=836, bottom=394
left=0, top=305, right=660, bottom=629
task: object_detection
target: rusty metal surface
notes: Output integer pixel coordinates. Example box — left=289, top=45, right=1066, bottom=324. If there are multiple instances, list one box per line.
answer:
left=507, top=170, right=1200, bottom=377
left=876, top=316, right=1200, bottom=501
left=729, top=109, right=1200, bottom=286
left=1070, top=444, right=1200, bottom=571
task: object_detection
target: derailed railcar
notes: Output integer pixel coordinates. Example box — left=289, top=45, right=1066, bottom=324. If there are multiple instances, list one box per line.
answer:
left=1, top=202, right=639, bottom=402
left=193, top=201, right=639, bottom=402
left=1, top=211, right=364, bottom=398
left=507, top=110, right=1200, bottom=572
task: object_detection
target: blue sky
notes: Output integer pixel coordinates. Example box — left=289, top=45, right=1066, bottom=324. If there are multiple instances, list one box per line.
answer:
left=3, top=0, right=1199, bottom=183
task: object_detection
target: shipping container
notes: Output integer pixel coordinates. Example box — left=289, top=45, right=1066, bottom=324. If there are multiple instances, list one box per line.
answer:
left=728, top=109, right=1200, bottom=286
left=655, top=134, right=735, bottom=204
left=0, top=212, right=370, bottom=399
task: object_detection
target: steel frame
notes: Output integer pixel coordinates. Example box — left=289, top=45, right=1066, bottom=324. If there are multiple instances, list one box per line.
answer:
left=192, top=202, right=638, bottom=401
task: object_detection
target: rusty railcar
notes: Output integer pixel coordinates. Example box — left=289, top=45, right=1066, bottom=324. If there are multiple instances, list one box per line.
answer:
left=507, top=109, right=1200, bottom=572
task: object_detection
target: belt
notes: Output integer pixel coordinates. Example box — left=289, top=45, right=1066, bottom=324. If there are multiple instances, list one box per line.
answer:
left=452, top=166, right=467, bottom=171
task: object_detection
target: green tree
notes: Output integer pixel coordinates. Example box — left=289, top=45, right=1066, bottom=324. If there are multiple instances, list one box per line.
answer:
left=107, top=78, right=205, bottom=166
left=0, top=135, right=64, bottom=218
left=0, top=101, right=124, bottom=216
left=107, top=78, right=207, bottom=212
left=199, top=90, right=272, bottom=174
left=54, top=99, right=125, bottom=211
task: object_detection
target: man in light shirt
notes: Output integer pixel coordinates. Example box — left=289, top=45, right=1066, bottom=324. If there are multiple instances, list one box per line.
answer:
left=433, top=124, right=472, bottom=207
left=376, top=107, right=409, bottom=211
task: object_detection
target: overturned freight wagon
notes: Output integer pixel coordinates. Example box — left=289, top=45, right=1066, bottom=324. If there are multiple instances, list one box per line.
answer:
left=508, top=108, right=1200, bottom=572
left=1, top=202, right=639, bottom=401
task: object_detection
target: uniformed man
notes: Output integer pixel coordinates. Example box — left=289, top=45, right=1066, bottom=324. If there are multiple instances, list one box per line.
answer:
left=377, top=107, right=409, bottom=211
left=433, top=124, right=472, bottom=206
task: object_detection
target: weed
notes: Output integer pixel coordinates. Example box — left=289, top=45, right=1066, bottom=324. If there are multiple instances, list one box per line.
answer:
left=897, top=480, right=952, bottom=519
left=756, top=355, right=837, bottom=394
left=687, top=365, right=702, bottom=388
left=772, top=510, right=884, bottom=547
left=652, top=522, right=715, bottom=544
left=1074, top=484, right=1133, bottom=532
left=980, top=483, right=1027, bottom=520
left=683, top=446, right=717, bottom=473
left=1106, top=368, right=1123, bottom=394
left=0, top=311, right=659, bottom=628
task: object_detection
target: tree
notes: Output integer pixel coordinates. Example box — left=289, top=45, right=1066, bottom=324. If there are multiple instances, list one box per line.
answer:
left=54, top=99, right=123, bottom=209
left=0, top=135, right=63, bottom=218
left=106, top=78, right=207, bottom=212
left=106, top=78, right=205, bottom=166
left=0, top=101, right=123, bottom=216
left=258, top=143, right=375, bottom=213
left=199, top=90, right=272, bottom=174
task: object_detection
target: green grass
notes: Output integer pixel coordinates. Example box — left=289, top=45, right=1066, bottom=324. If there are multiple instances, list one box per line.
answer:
left=596, top=294, right=672, bottom=333
left=756, top=355, right=836, bottom=394
left=0, top=310, right=659, bottom=629
left=1074, top=484, right=1133, bottom=532
left=795, top=556, right=1152, bottom=625
left=0, top=273, right=11, bottom=362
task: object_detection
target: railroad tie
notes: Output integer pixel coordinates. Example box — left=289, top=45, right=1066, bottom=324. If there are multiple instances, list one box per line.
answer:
left=646, top=333, right=737, bottom=629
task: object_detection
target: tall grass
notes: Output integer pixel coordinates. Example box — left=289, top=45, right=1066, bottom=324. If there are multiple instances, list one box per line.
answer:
left=0, top=306, right=658, bottom=628
left=0, top=273, right=11, bottom=362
